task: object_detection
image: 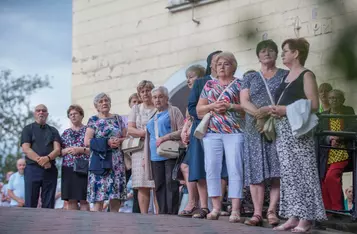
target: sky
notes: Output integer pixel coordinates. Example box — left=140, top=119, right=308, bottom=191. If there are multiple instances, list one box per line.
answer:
left=0, top=0, right=72, bottom=133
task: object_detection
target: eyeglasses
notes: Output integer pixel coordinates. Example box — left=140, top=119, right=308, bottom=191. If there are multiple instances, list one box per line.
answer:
left=35, top=109, right=47, bottom=113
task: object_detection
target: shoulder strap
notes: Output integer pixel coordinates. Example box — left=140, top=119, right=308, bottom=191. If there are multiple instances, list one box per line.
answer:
left=258, top=71, right=275, bottom=105
left=154, top=114, right=159, bottom=140
left=217, top=78, right=238, bottom=101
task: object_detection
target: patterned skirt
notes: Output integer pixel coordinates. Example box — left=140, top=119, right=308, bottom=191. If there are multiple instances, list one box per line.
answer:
left=131, top=150, right=155, bottom=189
left=275, top=117, right=326, bottom=221
left=87, top=150, right=127, bottom=203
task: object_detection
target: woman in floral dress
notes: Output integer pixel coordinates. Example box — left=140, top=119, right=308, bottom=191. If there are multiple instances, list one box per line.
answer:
left=61, top=104, right=90, bottom=211
left=84, top=93, right=127, bottom=212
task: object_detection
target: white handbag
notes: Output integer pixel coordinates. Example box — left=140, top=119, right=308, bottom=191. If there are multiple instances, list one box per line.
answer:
left=121, top=105, right=145, bottom=154
left=154, top=114, right=180, bottom=159
left=194, top=79, right=238, bottom=139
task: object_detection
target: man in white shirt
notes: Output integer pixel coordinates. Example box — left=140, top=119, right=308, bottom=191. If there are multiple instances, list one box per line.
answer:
left=8, top=159, right=26, bottom=207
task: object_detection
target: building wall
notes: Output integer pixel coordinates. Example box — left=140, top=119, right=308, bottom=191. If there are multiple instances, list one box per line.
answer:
left=72, top=0, right=357, bottom=117
left=72, top=0, right=357, bottom=188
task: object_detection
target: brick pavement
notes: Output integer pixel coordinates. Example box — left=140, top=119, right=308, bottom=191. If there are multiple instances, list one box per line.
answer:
left=0, top=207, right=350, bottom=234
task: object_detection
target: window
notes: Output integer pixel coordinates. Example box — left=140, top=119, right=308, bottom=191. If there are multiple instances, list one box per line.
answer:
left=167, top=0, right=222, bottom=12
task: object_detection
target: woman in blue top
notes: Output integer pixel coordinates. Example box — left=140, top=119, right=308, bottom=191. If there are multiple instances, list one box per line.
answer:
left=146, top=86, right=184, bottom=214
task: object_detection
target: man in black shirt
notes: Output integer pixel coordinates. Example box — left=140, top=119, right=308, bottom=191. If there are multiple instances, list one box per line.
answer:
left=21, top=104, right=61, bottom=208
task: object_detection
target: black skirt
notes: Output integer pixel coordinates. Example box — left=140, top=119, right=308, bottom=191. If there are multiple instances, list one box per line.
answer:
left=61, top=166, right=88, bottom=201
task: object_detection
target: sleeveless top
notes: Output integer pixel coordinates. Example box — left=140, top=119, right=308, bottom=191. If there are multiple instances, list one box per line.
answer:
left=275, top=70, right=311, bottom=106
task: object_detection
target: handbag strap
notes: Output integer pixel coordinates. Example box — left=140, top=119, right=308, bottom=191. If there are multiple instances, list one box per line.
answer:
left=258, top=71, right=275, bottom=105
left=217, top=78, right=238, bottom=101
left=276, top=77, right=294, bottom=105
left=154, top=114, right=159, bottom=140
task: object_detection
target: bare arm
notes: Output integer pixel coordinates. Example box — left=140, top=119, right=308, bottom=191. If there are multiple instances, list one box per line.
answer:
left=21, top=143, right=40, bottom=162
left=84, top=127, right=95, bottom=147
left=48, top=141, right=61, bottom=160
left=196, top=98, right=214, bottom=119
left=8, top=189, right=24, bottom=204
left=303, top=71, right=319, bottom=113
left=128, top=122, right=146, bottom=138
left=240, top=89, right=258, bottom=115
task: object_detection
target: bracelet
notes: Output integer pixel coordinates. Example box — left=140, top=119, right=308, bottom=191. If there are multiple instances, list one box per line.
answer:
left=83, top=147, right=86, bottom=153
left=47, top=156, right=51, bottom=161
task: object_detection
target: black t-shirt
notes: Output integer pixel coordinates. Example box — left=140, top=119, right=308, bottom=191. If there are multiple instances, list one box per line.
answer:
left=20, top=122, right=61, bottom=165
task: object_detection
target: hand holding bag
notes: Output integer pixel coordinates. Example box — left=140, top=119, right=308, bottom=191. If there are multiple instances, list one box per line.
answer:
left=121, top=105, right=144, bottom=154
left=194, top=79, right=238, bottom=139
left=154, top=114, right=180, bottom=159
left=259, top=71, right=277, bottom=141
left=259, top=71, right=292, bottom=142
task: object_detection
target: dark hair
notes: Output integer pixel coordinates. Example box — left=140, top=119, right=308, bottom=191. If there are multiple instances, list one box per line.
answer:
left=256, top=39, right=278, bottom=57
left=318, top=83, right=333, bottom=93
left=67, top=104, right=84, bottom=118
left=282, top=38, right=310, bottom=66
left=205, top=50, right=222, bottom=76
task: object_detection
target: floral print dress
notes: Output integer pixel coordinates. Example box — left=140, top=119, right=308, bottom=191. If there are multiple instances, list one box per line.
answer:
left=61, top=126, right=88, bottom=167
left=87, top=115, right=127, bottom=203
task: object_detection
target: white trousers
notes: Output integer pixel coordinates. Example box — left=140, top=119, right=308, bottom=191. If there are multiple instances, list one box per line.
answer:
left=203, top=133, right=244, bottom=198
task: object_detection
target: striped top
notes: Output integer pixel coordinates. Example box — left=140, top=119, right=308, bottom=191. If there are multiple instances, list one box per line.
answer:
left=200, top=79, right=244, bottom=134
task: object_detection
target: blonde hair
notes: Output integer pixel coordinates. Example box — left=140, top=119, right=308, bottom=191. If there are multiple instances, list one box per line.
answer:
left=215, top=52, right=238, bottom=74
left=185, top=65, right=206, bottom=78
left=137, top=80, right=155, bottom=94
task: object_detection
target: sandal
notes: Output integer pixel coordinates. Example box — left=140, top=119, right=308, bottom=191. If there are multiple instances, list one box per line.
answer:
left=291, top=226, right=311, bottom=233
left=220, top=211, right=230, bottom=216
left=244, top=214, right=263, bottom=226
left=273, top=223, right=297, bottom=231
left=266, top=210, right=280, bottom=226
left=178, top=206, right=197, bottom=217
left=192, top=208, right=210, bottom=219
left=206, top=209, right=220, bottom=220
left=229, top=211, right=241, bottom=223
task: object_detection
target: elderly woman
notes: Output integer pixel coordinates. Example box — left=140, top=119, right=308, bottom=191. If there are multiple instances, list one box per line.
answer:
left=60, top=105, right=90, bottom=211
left=271, top=38, right=326, bottom=232
left=240, top=40, right=288, bottom=226
left=197, top=52, right=245, bottom=222
left=144, top=86, right=184, bottom=214
left=128, top=93, right=141, bottom=108
left=319, top=89, right=355, bottom=212
left=127, top=81, right=156, bottom=214
left=179, top=64, right=205, bottom=216
left=84, top=93, right=127, bottom=212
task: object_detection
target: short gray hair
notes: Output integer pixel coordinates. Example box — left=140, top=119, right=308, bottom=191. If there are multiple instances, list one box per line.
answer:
left=151, top=86, right=169, bottom=98
left=93, top=92, right=111, bottom=106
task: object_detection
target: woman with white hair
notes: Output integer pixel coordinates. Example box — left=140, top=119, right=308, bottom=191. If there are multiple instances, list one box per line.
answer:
left=144, top=86, right=184, bottom=214
left=84, top=93, right=127, bottom=212
left=197, top=52, right=245, bottom=222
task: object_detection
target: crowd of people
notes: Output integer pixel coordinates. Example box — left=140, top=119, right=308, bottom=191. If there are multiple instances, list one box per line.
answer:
left=0, top=37, right=356, bottom=233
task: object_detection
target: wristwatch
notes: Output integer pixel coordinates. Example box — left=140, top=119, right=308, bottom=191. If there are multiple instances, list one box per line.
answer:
left=228, top=104, right=234, bottom=111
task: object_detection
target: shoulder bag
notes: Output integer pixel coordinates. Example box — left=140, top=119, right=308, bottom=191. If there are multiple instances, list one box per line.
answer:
left=259, top=71, right=292, bottom=141
left=194, top=79, right=237, bottom=139
left=73, top=157, right=89, bottom=175
left=154, top=113, right=180, bottom=159
left=121, top=105, right=144, bottom=154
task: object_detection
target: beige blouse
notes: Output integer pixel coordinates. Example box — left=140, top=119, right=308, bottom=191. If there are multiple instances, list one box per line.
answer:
left=127, top=104, right=156, bottom=131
